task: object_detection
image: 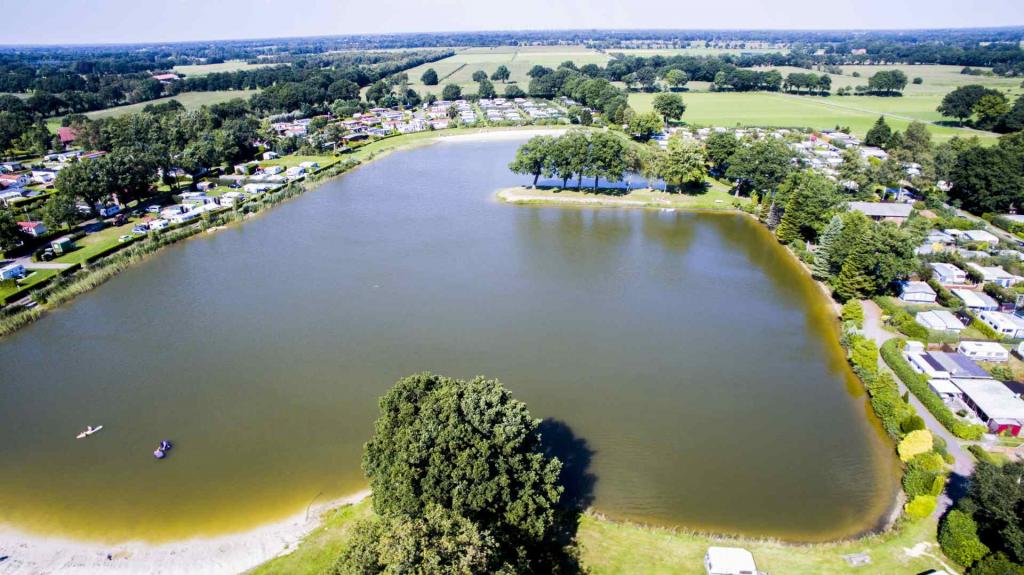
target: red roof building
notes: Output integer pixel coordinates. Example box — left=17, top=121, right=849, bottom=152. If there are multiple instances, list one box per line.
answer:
left=57, top=126, right=79, bottom=145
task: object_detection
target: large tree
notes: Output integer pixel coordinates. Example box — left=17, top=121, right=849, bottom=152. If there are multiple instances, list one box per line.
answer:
left=361, top=373, right=564, bottom=569
left=658, top=135, right=707, bottom=191
left=0, top=208, right=21, bottom=253
left=704, top=132, right=739, bottom=176
left=441, top=84, right=462, bottom=101
left=509, top=136, right=555, bottom=188
left=626, top=111, right=663, bottom=141
left=937, top=85, right=997, bottom=125
left=774, top=171, right=843, bottom=244
left=420, top=68, right=439, bottom=86
left=652, top=93, right=686, bottom=124
left=725, top=137, right=794, bottom=210
left=864, top=116, right=893, bottom=148
left=664, top=69, right=688, bottom=90
left=491, top=65, right=511, bottom=84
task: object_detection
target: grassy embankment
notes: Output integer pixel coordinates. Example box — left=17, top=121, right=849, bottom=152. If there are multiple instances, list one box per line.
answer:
left=497, top=179, right=747, bottom=211
left=251, top=498, right=951, bottom=575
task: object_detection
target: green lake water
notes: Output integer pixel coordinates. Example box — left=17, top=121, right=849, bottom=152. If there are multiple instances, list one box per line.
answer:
left=0, top=138, right=899, bottom=543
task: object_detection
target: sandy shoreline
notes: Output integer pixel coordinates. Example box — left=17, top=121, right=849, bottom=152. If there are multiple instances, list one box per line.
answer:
left=0, top=489, right=370, bottom=575
left=436, top=127, right=571, bottom=143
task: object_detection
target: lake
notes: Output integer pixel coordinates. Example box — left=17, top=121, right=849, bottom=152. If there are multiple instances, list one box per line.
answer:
left=0, top=137, right=899, bottom=543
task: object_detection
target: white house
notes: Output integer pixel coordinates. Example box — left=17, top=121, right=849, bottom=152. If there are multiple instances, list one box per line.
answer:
left=916, top=310, right=965, bottom=333
left=262, top=151, right=279, bottom=160
left=951, top=289, right=1000, bottom=311
left=967, top=264, right=1023, bottom=288
left=298, top=161, right=319, bottom=170
left=900, top=281, right=937, bottom=303
left=928, top=378, right=964, bottom=402
left=262, top=165, right=284, bottom=176
left=704, top=547, right=757, bottom=575
left=0, top=263, right=26, bottom=281
left=285, top=166, right=306, bottom=177
left=957, top=341, right=1010, bottom=363
left=148, top=218, right=169, bottom=230
left=930, top=263, right=967, bottom=285
left=0, top=190, right=24, bottom=206
left=962, top=229, right=1000, bottom=245
left=17, top=221, right=47, bottom=237
left=976, top=311, right=1024, bottom=339
left=160, top=205, right=188, bottom=219
left=953, top=378, right=1024, bottom=436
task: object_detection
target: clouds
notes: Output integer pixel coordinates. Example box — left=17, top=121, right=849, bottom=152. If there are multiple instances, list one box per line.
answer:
left=2, top=0, right=1022, bottom=44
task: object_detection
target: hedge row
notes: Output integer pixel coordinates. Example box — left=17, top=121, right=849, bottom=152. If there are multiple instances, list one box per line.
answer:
left=880, top=339, right=987, bottom=440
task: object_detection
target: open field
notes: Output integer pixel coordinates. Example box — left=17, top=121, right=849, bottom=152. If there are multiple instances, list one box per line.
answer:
left=628, top=91, right=999, bottom=143
left=252, top=499, right=952, bottom=575
left=609, top=45, right=789, bottom=57
left=0, top=268, right=60, bottom=301
left=172, top=60, right=277, bottom=77
left=762, top=64, right=1023, bottom=125
left=45, top=90, right=259, bottom=132
left=396, top=46, right=611, bottom=96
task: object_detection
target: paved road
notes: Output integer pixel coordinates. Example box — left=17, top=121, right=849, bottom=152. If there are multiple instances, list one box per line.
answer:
left=862, top=300, right=974, bottom=514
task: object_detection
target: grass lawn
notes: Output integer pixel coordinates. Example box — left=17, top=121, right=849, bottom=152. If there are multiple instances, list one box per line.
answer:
left=53, top=220, right=140, bottom=265
left=172, top=60, right=278, bottom=77
left=395, top=46, right=611, bottom=98
left=610, top=44, right=789, bottom=57
left=0, top=268, right=60, bottom=301
left=249, top=499, right=953, bottom=575
left=628, top=91, right=999, bottom=144
left=497, top=179, right=748, bottom=211
left=248, top=500, right=374, bottom=575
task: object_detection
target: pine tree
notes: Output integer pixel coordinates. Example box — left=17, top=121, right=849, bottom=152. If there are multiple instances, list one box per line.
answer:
left=834, top=230, right=876, bottom=301
left=813, top=215, right=843, bottom=280
left=775, top=193, right=802, bottom=244
left=865, top=116, right=892, bottom=148
left=765, top=200, right=782, bottom=229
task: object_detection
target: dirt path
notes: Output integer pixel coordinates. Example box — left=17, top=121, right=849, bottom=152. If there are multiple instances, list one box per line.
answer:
left=861, top=300, right=974, bottom=515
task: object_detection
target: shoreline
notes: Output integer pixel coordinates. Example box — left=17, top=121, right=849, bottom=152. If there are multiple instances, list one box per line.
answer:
left=0, top=490, right=371, bottom=575
left=496, top=184, right=748, bottom=212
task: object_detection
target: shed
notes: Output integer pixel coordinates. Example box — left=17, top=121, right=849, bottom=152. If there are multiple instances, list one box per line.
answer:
left=930, top=262, right=967, bottom=285
left=928, top=378, right=963, bottom=402
left=704, top=547, right=757, bottom=575
left=50, top=236, right=75, bottom=255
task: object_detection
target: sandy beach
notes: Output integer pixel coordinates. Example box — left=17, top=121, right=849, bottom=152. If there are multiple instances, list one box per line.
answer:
left=0, top=490, right=370, bottom=575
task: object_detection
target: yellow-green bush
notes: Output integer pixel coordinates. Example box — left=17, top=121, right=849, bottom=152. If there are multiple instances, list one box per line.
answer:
left=898, top=429, right=933, bottom=462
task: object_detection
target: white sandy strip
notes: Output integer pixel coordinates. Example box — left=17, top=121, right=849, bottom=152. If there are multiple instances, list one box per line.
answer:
left=501, top=192, right=649, bottom=207
left=0, top=489, right=370, bottom=575
left=437, top=128, right=570, bottom=143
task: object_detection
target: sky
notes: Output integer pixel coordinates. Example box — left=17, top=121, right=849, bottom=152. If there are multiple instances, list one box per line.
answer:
left=2, top=0, right=1024, bottom=45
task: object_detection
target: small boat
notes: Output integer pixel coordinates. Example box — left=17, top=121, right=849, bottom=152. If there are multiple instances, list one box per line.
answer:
left=76, top=425, right=103, bottom=439
left=153, top=449, right=165, bottom=459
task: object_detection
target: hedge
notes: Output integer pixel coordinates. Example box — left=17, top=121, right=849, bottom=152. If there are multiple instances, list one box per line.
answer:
left=904, top=494, right=937, bottom=520
left=841, top=300, right=864, bottom=329
left=880, top=339, right=987, bottom=440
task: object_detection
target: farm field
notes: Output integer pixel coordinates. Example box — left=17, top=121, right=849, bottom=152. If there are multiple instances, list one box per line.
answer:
left=46, top=90, right=259, bottom=132
left=172, top=60, right=278, bottom=77
left=629, top=91, right=1000, bottom=143
left=610, top=45, right=789, bottom=57
left=763, top=64, right=1023, bottom=124
left=397, top=45, right=612, bottom=97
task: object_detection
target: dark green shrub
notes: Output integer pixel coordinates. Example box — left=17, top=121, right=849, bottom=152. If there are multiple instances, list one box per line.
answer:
left=898, top=319, right=929, bottom=341
left=900, top=415, right=926, bottom=433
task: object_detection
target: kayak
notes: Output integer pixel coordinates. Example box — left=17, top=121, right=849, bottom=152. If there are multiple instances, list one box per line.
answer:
left=76, top=425, right=103, bottom=439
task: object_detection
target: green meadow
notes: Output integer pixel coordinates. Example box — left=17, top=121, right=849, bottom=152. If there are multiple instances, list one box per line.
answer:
left=172, top=60, right=276, bottom=77
left=398, top=45, right=612, bottom=97
left=629, top=91, right=999, bottom=143
left=46, top=90, right=259, bottom=132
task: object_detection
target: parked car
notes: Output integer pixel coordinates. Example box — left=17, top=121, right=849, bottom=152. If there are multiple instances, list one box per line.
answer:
left=145, top=205, right=161, bottom=213
left=112, top=214, right=127, bottom=226
left=131, top=225, right=149, bottom=234
left=228, top=182, right=241, bottom=189
left=118, top=235, right=133, bottom=242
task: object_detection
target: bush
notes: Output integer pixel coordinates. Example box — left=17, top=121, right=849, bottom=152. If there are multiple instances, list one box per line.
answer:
left=841, top=300, right=864, bottom=328
left=967, top=444, right=1000, bottom=465
left=881, top=339, right=987, bottom=440
left=900, top=414, right=926, bottom=433
left=904, top=494, right=937, bottom=519
left=939, top=510, right=990, bottom=568
left=968, top=553, right=1024, bottom=575
left=865, top=370, right=913, bottom=438
left=898, top=319, right=929, bottom=341
left=988, top=364, right=1014, bottom=381
left=850, top=336, right=879, bottom=374
left=898, top=429, right=934, bottom=461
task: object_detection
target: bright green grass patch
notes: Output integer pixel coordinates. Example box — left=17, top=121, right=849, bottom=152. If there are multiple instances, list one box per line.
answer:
left=54, top=221, right=140, bottom=265
left=172, top=60, right=277, bottom=77
left=578, top=513, right=948, bottom=575
left=628, top=92, right=998, bottom=144
left=0, top=268, right=60, bottom=300
left=250, top=499, right=952, bottom=575
left=248, top=500, right=374, bottom=575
